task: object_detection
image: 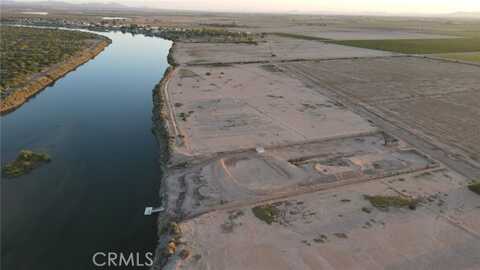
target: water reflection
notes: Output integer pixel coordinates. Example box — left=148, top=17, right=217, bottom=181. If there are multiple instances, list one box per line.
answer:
left=1, top=31, right=172, bottom=270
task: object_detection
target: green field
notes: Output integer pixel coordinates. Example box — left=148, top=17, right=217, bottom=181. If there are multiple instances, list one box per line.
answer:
left=435, top=52, right=480, bottom=63
left=0, top=26, right=100, bottom=94
left=331, top=38, right=480, bottom=54
left=271, top=32, right=329, bottom=41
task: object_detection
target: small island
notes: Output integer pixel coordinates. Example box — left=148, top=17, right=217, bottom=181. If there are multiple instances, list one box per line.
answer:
left=0, top=26, right=111, bottom=114
left=2, top=150, right=51, bottom=178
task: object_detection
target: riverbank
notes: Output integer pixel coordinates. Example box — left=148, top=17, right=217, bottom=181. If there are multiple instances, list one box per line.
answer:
left=0, top=37, right=111, bottom=114
left=150, top=42, right=181, bottom=269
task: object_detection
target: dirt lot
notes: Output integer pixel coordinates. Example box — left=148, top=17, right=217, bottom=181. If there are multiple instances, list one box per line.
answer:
left=159, top=51, right=480, bottom=270
left=153, top=15, right=480, bottom=270
left=173, top=35, right=394, bottom=65
left=280, top=57, right=480, bottom=162
left=164, top=132, right=437, bottom=219
left=167, top=62, right=376, bottom=156
left=167, top=169, right=479, bottom=270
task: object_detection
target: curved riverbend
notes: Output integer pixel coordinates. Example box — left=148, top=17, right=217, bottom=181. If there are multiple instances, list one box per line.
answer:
left=1, top=30, right=172, bottom=270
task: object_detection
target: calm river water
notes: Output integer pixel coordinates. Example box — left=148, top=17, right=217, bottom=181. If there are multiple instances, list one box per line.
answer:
left=1, top=30, right=172, bottom=269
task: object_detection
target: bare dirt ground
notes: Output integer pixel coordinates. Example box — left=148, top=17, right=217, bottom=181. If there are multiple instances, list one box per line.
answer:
left=152, top=15, right=480, bottom=270
left=167, top=62, right=376, bottom=156
left=174, top=35, right=394, bottom=65
left=280, top=57, right=480, bottom=168
left=164, top=132, right=438, bottom=219
left=172, top=169, right=479, bottom=270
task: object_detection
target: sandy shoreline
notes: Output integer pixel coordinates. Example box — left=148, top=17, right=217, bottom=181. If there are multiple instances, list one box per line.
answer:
left=0, top=37, right=111, bottom=115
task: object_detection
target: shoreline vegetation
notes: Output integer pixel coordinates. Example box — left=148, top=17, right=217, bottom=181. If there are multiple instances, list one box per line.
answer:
left=0, top=26, right=111, bottom=114
left=151, top=43, right=180, bottom=269
left=1, top=18, right=259, bottom=44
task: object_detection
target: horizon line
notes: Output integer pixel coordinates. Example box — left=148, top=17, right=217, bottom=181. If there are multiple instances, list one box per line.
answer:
left=4, top=0, right=480, bottom=17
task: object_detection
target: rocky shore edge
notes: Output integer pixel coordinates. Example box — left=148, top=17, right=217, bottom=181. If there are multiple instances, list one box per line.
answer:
left=0, top=36, right=111, bottom=115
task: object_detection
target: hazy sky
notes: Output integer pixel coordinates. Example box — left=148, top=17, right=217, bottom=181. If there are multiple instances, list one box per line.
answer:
left=17, top=0, right=480, bottom=14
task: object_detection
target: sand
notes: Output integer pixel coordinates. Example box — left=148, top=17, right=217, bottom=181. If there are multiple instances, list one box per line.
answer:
left=153, top=19, right=480, bottom=270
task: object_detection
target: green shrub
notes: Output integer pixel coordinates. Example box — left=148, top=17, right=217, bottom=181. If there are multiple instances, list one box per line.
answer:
left=2, top=150, right=51, bottom=178
left=252, top=204, right=279, bottom=225
left=468, top=182, right=480, bottom=195
left=364, top=195, right=418, bottom=210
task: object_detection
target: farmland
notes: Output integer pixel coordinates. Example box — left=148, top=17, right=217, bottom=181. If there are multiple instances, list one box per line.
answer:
left=331, top=38, right=480, bottom=54
left=436, top=52, right=480, bottom=63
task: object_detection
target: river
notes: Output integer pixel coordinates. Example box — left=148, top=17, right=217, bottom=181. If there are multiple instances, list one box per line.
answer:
left=1, top=30, right=172, bottom=269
